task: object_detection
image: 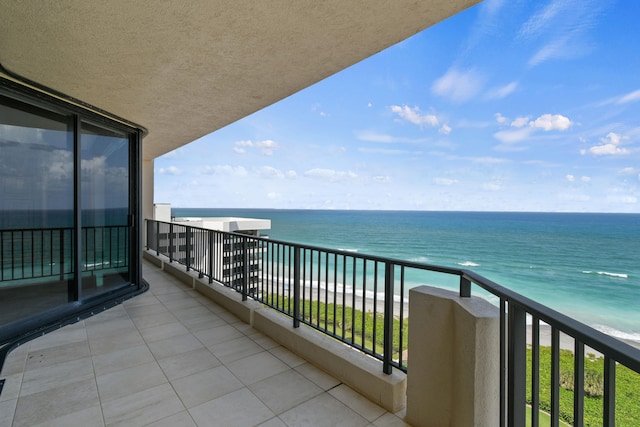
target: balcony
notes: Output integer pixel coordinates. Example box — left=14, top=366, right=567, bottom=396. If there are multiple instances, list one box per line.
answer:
left=1, top=258, right=408, bottom=426
left=2, top=220, right=640, bottom=426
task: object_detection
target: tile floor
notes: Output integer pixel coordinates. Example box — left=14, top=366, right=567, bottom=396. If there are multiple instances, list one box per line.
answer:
left=0, top=260, right=410, bottom=427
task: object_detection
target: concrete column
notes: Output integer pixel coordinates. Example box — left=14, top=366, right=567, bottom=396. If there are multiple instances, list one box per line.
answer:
left=142, top=158, right=154, bottom=222
left=405, top=286, right=500, bottom=427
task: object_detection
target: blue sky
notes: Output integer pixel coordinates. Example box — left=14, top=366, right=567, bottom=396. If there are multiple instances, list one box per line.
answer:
left=155, top=0, right=640, bottom=212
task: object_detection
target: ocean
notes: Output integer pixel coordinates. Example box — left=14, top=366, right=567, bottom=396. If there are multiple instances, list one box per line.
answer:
left=172, top=208, right=640, bottom=343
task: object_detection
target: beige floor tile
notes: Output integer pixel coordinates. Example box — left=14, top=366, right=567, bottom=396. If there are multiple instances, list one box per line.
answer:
left=28, top=323, right=87, bottom=352
left=0, top=344, right=29, bottom=376
left=20, top=356, right=94, bottom=396
left=257, top=417, right=289, bottom=427
left=226, top=351, right=290, bottom=386
left=208, top=336, right=265, bottom=364
left=371, top=412, right=412, bottom=427
left=249, top=369, right=323, bottom=414
left=92, top=344, right=155, bottom=376
left=157, top=347, right=221, bottom=380
left=250, top=332, right=281, bottom=350
left=32, top=405, right=104, bottom=427
left=0, top=373, right=22, bottom=402
left=96, top=360, right=167, bottom=402
left=145, top=410, right=196, bottom=427
left=171, top=304, right=214, bottom=320
left=147, top=332, right=204, bottom=360
left=295, top=362, right=341, bottom=391
left=194, top=324, right=244, bottom=347
left=269, top=346, right=306, bottom=368
left=131, top=310, right=178, bottom=330
left=162, top=297, right=204, bottom=312
left=329, top=384, right=386, bottom=422
left=85, top=318, right=136, bottom=338
left=122, top=292, right=161, bottom=308
left=125, top=301, right=170, bottom=317
left=139, top=321, right=190, bottom=343
left=279, top=393, right=369, bottom=427
left=88, top=329, right=145, bottom=355
left=25, top=340, right=90, bottom=370
left=102, top=382, right=185, bottom=427
left=13, top=378, right=99, bottom=427
left=182, top=313, right=228, bottom=332
left=189, top=388, right=274, bottom=427
left=171, top=365, right=244, bottom=408
left=0, top=398, right=17, bottom=427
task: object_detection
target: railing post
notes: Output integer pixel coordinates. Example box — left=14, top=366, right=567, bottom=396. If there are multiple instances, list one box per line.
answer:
left=208, top=229, right=214, bottom=284
left=508, top=302, right=526, bottom=427
left=59, top=228, right=65, bottom=281
left=168, top=222, right=174, bottom=262
left=603, top=356, right=616, bottom=427
left=185, top=226, right=191, bottom=271
left=242, top=237, right=248, bottom=301
left=293, top=246, right=300, bottom=328
left=155, top=220, right=160, bottom=255
left=383, top=261, right=394, bottom=375
left=460, top=275, right=471, bottom=297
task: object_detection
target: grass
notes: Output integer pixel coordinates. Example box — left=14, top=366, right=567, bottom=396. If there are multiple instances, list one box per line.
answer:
left=527, top=346, right=640, bottom=426
left=262, top=293, right=409, bottom=359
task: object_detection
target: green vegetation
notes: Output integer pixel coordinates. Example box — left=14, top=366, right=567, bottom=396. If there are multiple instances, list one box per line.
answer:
left=526, top=347, right=640, bottom=426
left=263, top=293, right=409, bottom=359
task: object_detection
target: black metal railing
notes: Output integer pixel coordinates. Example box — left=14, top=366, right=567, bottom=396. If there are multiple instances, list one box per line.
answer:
left=146, top=219, right=640, bottom=427
left=1, top=225, right=130, bottom=282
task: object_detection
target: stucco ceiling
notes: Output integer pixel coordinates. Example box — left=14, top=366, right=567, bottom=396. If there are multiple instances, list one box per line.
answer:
left=0, top=1, right=479, bottom=161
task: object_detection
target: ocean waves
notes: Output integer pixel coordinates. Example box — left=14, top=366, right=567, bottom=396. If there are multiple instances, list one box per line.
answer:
left=582, top=270, right=628, bottom=279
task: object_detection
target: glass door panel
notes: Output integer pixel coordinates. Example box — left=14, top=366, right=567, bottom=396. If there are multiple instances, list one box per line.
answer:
left=0, top=96, right=74, bottom=327
left=80, top=122, right=131, bottom=296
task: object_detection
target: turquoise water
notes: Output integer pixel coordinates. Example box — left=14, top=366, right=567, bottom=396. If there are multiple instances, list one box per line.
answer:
left=172, top=208, right=640, bottom=341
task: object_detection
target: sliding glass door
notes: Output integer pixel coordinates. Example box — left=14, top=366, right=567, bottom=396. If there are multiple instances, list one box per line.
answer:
left=0, top=83, right=143, bottom=343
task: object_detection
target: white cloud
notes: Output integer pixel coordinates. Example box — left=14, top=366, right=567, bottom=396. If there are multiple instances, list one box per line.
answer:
left=233, top=139, right=279, bottom=155
left=519, top=0, right=605, bottom=66
left=373, top=175, right=392, bottom=183
left=581, top=176, right=591, bottom=183
left=617, top=167, right=637, bottom=176
left=566, top=174, right=575, bottom=182
left=202, top=165, right=248, bottom=177
left=530, top=114, right=573, bottom=131
left=616, top=89, right=640, bottom=104
left=304, top=168, right=357, bottom=182
left=471, top=156, right=509, bottom=164
left=482, top=182, right=502, bottom=191
left=495, top=113, right=508, bottom=124
left=485, top=81, right=518, bottom=100
left=285, top=170, right=297, bottom=179
left=581, top=132, right=630, bottom=156
left=434, top=178, right=459, bottom=186
left=511, top=116, right=530, bottom=128
left=255, top=166, right=284, bottom=179
left=390, top=105, right=439, bottom=127
left=494, top=113, right=572, bottom=143
left=158, top=165, right=182, bottom=175
left=432, top=68, right=484, bottom=103
left=494, top=127, right=534, bottom=143
left=439, top=124, right=452, bottom=135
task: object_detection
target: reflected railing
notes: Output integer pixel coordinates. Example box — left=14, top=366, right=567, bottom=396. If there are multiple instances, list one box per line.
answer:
left=146, top=219, right=640, bottom=427
left=0, top=225, right=129, bottom=282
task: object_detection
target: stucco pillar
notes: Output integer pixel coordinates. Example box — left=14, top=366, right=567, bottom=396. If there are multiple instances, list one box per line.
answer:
left=406, top=286, right=500, bottom=427
left=142, top=159, right=154, bottom=242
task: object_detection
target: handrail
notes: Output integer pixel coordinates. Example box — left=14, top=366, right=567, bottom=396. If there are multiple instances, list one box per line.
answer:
left=146, top=218, right=640, bottom=427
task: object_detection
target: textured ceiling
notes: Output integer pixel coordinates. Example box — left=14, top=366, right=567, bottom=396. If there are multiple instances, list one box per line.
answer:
left=0, top=1, right=479, bottom=160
